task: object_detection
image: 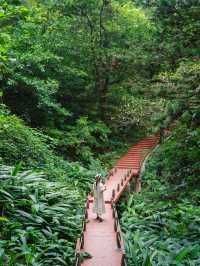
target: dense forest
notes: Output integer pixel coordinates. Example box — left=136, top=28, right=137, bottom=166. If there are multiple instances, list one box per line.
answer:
left=0, top=0, right=199, bottom=265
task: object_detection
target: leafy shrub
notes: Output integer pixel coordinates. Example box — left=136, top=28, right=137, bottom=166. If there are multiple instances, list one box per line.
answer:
left=46, top=117, right=111, bottom=163
left=0, top=111, right=51, bottom=167
left=152, top=59, right=200, bottom=129
left=0, top=110, right=106, bottom=184
left=155, top=124, right=200, bottom=185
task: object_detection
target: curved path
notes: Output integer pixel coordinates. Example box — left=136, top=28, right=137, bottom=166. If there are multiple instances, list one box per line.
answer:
left=75, top=134, right=159, bottom=266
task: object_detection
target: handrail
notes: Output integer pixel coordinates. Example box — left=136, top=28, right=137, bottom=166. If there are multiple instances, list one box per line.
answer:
left=113, top=169, right=136, bottom=203
left=75, top=239, right=81, bottom=266
left=75, top=199, right=89, bottom=264
left=112, top=203, right=127, bottom=265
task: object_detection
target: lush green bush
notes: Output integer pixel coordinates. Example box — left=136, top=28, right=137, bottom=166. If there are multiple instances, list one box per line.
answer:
left=154, top=124, right=200, bottom=185
left=46, top=117, right=111, bottom=163
left=0, top=108, right=107, bottom=177
left=0, top=110, right=51, bottom=167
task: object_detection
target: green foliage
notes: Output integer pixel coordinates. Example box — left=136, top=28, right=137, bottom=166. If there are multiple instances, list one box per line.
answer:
left=110, top=92, right=166, bottom=134
left=120, top=152, right=200, bottom=265
left=0, top=0, right=156, bottom=130
left=134, top=0, right=200, bottom=70
left=0, top=108, right=106, bottom=189
left=0, top=164, right=84, bottom=265
left=2, top=6, right=70, bottom=126
left=0, top=111, right=51, bottom=167
left=151, top=59, right=200, bottom=131
left=47, top=117, right=111, bottom=163
left=155, top=60, right=200, bottom=103
left=152, top=124, right=200, bottom=186
left=0, top=1, right=28, bottom=80
left=122, top=193, right=200, bottom=265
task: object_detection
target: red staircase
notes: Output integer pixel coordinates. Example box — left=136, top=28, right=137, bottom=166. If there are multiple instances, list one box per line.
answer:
left=75, top=134, right=159, bottom=266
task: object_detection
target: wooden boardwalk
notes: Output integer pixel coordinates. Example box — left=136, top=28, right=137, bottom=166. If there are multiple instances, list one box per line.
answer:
left=75, top=134, right=159, bottom=266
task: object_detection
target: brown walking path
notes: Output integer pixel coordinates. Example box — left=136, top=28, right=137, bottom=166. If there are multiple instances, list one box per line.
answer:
left=75, top=134, right=160, bottom=266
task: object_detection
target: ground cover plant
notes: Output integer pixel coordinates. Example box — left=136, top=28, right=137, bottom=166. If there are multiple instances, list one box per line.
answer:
left=0, top=164, right=85, bottom=265
left=121, top=188, right=200, bottom=265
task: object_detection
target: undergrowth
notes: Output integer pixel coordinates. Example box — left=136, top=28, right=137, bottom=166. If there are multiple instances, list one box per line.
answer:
left=0, top=164, right=84, bottom=265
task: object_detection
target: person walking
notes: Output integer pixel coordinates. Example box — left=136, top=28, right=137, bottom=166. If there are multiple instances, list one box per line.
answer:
left=92, top=174, right=106, bottom=222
